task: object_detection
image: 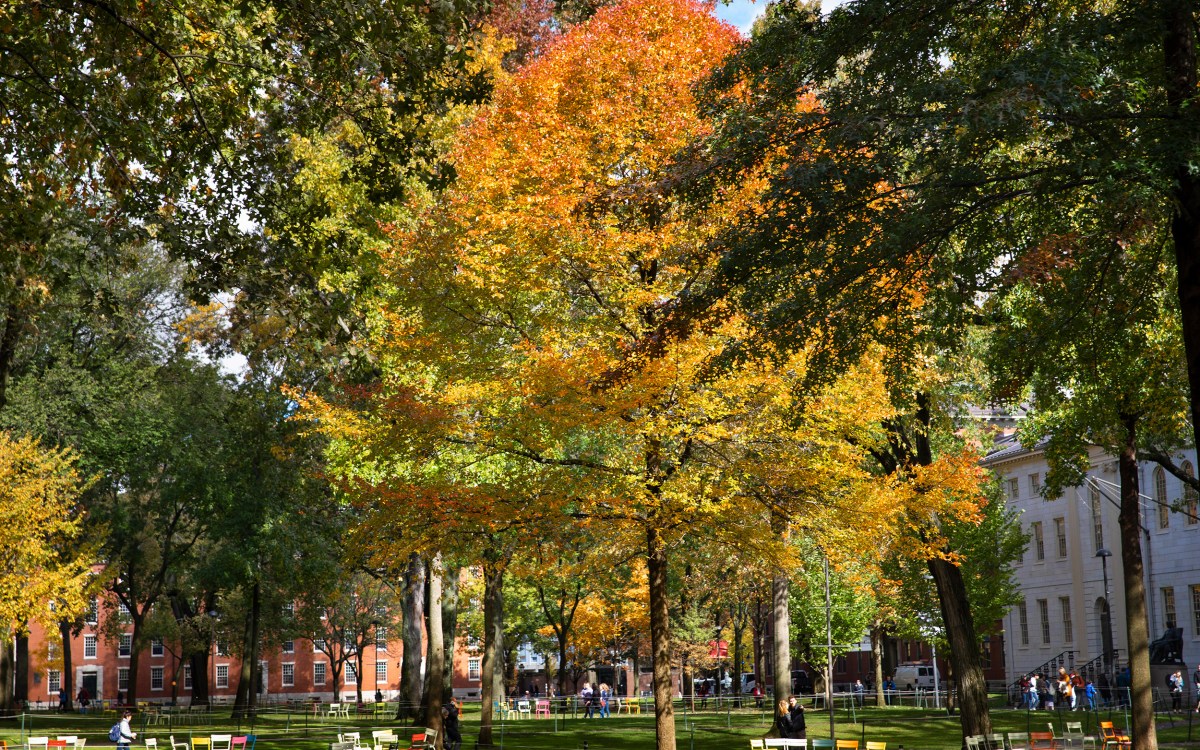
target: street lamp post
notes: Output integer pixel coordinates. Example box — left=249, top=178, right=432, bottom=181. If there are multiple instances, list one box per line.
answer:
left=1095, top=548, right=1114, bottom=682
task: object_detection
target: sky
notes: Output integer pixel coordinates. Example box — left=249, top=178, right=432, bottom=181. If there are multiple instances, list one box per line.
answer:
left=713, top=0, right=846, bottom=35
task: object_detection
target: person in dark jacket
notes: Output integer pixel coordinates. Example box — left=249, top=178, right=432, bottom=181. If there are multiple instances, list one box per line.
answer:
left=442, top=699, right=462, bottom=750
left=775, top=699, right=793, bottom=738
left=787, top=695, right=807, bottom=739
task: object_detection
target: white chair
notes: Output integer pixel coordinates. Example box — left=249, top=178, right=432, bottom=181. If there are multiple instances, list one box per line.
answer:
left=56, top=738, right=77, bottom=745
left=984, top=734, right=1006, bottom=750
left=170, top=737, right=189, bottom=750
left=211, top=735, right=232, bottom=750
left=1008, top=733, right=1029, bottom=750
left=326, top=703, right=340, bottom=720
left=145, top=741, right=159, bottom=750
left=74, top=740, right=87, bottom=750
left=785, top=741, right=808, bottom=749
left=765, top=741, right=789, bottom=749
left=28, top=738, right=50, bottom=750
left=516, top=699, right=531, bottom=718
left=421, top=729, right=438, bottom=750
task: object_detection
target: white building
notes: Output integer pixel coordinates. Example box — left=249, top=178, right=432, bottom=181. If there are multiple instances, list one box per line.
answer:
left=981, top=435, right=1200, bottom=692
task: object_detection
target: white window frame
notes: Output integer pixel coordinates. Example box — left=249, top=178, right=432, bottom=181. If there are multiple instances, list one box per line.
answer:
left=1038, top=599, right=1051, bottom=644
left=282, top=662, right=295, bottom=687
left=345, top=663, right=358, bottom=685
left=1060, top=596, right=1073, bottom=643
left=151, top=666, right=164, bottom=691
left=151, top=638, right=164, bottom=657
left=468, top=657, right=481, bottom=681
left=118, top=667, right=130, bottom=691
left=48, top=669, right=61, bottom=694
left=282, top=640, right=294, bottom=654
left=84, top=634, right=97, bottom=659
left=119, top=633, right=132, bottom=657
left=314, top=662, right=327, bottom=686
left=183, top=664, right=193, bottom=689
left=1163, top=587, right=1177, bottom=629
left=376, top=660, right=387, bottom=683
left=215, top=664, right=229, bottom=689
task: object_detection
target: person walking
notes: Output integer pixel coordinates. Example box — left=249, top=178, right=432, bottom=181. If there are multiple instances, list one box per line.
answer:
left=598, top=683, right=611, bottom=718
left=116, top=709, right=136, bottom=750
left=1169, top=671, right=1183, bottom=712
left=1193, top=664, right=1200, bottom=712
left=580, top=682, right=595, bottom=719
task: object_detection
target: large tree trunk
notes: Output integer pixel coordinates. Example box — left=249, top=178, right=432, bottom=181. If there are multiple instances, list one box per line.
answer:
left=0, top=628, right=12, bottom=710
left=647, top=526, right=676, bottom=750
left=127, top=614, right=143, bottom=705
left=190, top=651, right=211, bottom=705
left=233, top=582, right=261, bottom=719
left=772, top=573, right=790, bottom=702
left=928, top=556, right=990, bottom=737
left=59, top=621, right=74, bottom=711
left=477, top=559, right=504, bottom=746
left=1165, top=0, right=1200, bottom=461
left=15, top=633, right=28, bottom=705
left=1118, top=415, right=1157, bottom=750
left=442, top=564, right=459, bottom=702
left=423, top=555, right=445, bottom=745
left=397, top=553, right=426, bottom=723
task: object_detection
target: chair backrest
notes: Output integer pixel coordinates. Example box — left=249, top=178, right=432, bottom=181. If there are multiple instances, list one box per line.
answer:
left=56, top=738, right=77, bottom=744
left=145, top=741, right=158, bottom=750
left=784, top=741, right=807, bottom=749
left=836, top=741, right=859, bottom=750
left=421, top=730, right=436, bottom=743
left=812, top=741, right=835, bottom=750
left=1007, top=732, right=1029, bottom=750
left=1029, top=732, right=1054, bottom=750
left=764, top=741, right=788, bottom=749
left=865, top=743, right=887, bottom=750
left=1099, top=722, right=1115, bottom=738
left=967, top=737, right=981, bottom=750
left=749, top=741, right=766, bottom=750
left=231, top=738, right=247, bottom=750
left=1064, top=723, right=1083, bottom=737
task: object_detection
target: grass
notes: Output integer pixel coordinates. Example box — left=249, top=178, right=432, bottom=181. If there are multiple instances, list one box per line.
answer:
left=2, top=700, right=1197, bottom=750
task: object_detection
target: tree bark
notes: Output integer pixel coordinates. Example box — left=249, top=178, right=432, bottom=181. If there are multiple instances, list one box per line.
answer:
left=647, top=526, right=676, bottom=750
left=233, top=581, right=261, bottom=719
left=477, top=558, right=504, bottom=746
left=127, top=613, right=144, bottom=705
left=928, top=556, right=990, bottom=736
left=15, top=634, right=28, bottom=705
left=1119, top=414, right=1157, bottom=750
left=442, top=564, right=459, bottom=702
left=0, top=628, right=12, bottom=710
left=871, top=620, right=886, bottom=708
left=59, top=621, right=74, bottom=711
left=423, top=554, right=445, bottom=745
left=397, top=552, right=426, bottom=723
left=772, top=573, right=791, bottom=701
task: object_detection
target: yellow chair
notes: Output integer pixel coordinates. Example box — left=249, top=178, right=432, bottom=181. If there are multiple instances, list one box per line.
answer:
left=192, top=738, right=211, bottom=750
left=865, top=743, right=887, bottom=750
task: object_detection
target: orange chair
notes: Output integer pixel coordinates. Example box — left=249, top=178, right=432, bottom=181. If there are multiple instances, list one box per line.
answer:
left=407, top=735, right=426, bottom=750
left=836, top=742, right=860, bottom=750
left=1099, top=721, right=1131, bottom=750
left=1029, top=733, right=1055, bottom=750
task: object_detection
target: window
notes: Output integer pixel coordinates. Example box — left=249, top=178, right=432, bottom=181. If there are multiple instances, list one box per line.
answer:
left=282, top=640, right=294, bottom=654
left=216, top=639, right=228, bottom=657
left=375, top=626, right=388, bottom=650
left=1091, top=487, right=1104, bottom=552
left=1032, top=522, right=1045, bottom=560
left=1030, top=473, right=1041, bottom=496
left=282, top=603, right=295, bottom=618
left=118, top=601, right=131, bottom=617
left=1008, top=478, right=1020, bottom=501
left=1060, top=597, right=1073, bottom=643
left=48, top=670, right=61, bottom=694
left=184, top=664, right=193, bottom=689
left=1155, top=467, right=1169, bottom=529
left=1185, top=462, right=1199, bottom=525
left=86, top=597, right=99, bottom=625
left=1038, top=599, right=1051, bottom=644
left=468, top=658, right=481, bottom=681
left=313, top=638, right=326, bottom=653
left=376, top=660, right=387, bottom=683
left=1018, top=603, right=1029, bottom=646
left=151, top=638, right=164, bottom=657
left=1192, top=585, right=1200, bottom=637
left=119, top=633, right=132, bottom=657
left=835, top=655, right=847, bottom=674
left=314, top=662, right=327, bottom=685
left=282, top=663, right=295, bottom=688
left=118, top=667, right=130, bottom=691
left=1054, top=517, right=1067, bottom=558
left=1163, top=587, right=1177, bottom=629
left=215, top=664, right=229, bottom=689
left=346, top=663, right=358, bottom=685
left=151, top=667, right=164, bottom=691
left=84, top=635, right=97, bottom=658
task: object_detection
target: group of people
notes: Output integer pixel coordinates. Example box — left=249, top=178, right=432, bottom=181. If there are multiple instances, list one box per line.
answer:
left=774, top=695, right=807, bottom=739
left=1166, top=666, right=1200, bottom=713
left=1018, top=668, right=1094, bottom=710
left=579, top=682, right=612, bottom=718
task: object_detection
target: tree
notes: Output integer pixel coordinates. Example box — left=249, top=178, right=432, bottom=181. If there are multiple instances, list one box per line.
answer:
left=984, top=206, right=1185, bottom=750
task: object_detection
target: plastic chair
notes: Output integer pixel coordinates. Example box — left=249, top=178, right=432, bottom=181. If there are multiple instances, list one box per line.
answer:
left=1008, top=733, right=1030, bottom=750
left=836, top=741, right=859, bottom=750
left=192, top=738, right=211, bottom=750
left=1099, top=722, right=1130, bottom=750
left=29, top=739, right=50, bottom=750
left=535, top=699, right=550, bottom=717
left=811, top=741, right=835, bottom=750
left=865, top=743, right=887, bottom=750
left=231, top=738, right=247, bottom=750
left=145, top=741, right=158, bottom=750
left=211, top=735, right=232, bottom=750
left=516, top=699, right=531, bottom=718
left=169, top=737, right=188, bottom=750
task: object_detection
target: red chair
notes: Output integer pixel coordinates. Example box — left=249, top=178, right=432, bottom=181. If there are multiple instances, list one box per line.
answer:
left=407, top=735, right=426, bottom=750
left=1029, top=732, right=1055, bottom=750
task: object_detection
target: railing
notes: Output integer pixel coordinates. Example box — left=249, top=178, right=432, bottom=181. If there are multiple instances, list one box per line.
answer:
left=1006, top=650, right=1077, bottom=704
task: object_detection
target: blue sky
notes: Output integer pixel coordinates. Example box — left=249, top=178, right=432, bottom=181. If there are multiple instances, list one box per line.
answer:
left=713, top=0, right=845, bottom=35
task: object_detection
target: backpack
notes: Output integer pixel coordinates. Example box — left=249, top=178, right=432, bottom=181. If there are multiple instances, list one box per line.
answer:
left=109, top=724, right=122, bottom=743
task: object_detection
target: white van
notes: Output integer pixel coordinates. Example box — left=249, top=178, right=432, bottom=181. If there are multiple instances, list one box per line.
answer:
left=893, top=662, right=940, bottom=691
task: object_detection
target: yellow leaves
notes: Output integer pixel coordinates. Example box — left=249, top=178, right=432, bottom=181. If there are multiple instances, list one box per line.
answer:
left=0, top=432, right=95, bottom=631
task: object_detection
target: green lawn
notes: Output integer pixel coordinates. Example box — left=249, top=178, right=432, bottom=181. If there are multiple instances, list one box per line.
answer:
left=2, top=701, right=1197, bottom=750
